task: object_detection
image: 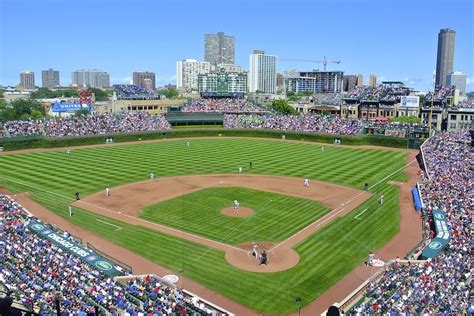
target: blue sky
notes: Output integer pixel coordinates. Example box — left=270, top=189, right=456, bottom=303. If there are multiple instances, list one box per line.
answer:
left=1, top=0, right=473, bottom=91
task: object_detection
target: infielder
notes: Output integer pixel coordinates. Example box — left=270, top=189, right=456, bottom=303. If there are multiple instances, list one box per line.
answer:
left=68, top=205, right=73, bottom=217
left=150, top=172, right=155, bottom=180
left=238, top=166, right=243, bottom=174
left=106, top=187, right=111, bottom=196
left=304, top=178, right=309, bottom=187
left=234, top=199, right=240, bottom=210
left=380, top=195, right=384, bottom=204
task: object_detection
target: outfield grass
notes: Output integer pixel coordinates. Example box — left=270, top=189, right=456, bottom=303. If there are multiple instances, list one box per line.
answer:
left=141, top=187, right=331, bottom=245
left=0, top=138, right=407, bottom=313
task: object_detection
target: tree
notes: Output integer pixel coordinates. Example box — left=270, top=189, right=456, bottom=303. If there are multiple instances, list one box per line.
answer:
left=87, top=88, right=109, bottom=101
left=390, top=116, right=421, bottom=124
left=466, top=91, right=474, bottom=99
left=74, top=108, right=90, bottom=117
left=30, top=88, right=78, bottom=99
left=160, top=88, right=179, bottom=99
left=270, top=99, right=298, bottom=115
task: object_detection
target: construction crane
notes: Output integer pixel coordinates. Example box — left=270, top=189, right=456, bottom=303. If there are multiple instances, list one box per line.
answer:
left=279, top=56, right=341, bottom=71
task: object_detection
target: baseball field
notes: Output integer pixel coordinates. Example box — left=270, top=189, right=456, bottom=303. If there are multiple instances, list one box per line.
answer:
left=0, top=138, right=408, bottom=313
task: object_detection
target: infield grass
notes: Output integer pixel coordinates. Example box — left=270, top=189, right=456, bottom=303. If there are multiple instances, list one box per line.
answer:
left=141, top=187, right=331, bottom=244
left=0, top=138, right=407, bottom=313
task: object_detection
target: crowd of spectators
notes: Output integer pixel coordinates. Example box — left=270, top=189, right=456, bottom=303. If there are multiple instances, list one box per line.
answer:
left=223, top=114, right=362, bottom=135
left=345, top=85, right=411, bottom=103
left=296, top=94, right=341, bottom=106
left=182, top=98, right=266, bottom=113
left=0, top=195, right=223, bottom=315
left=350, top=131, right=472, bottom=314
left=1, top=113, right=171, bottom=138
left=425, top=86, right=454, bottom=103
left=3, top=119, right=43, bottom=138
left=113, top=84, right=159, bottom=100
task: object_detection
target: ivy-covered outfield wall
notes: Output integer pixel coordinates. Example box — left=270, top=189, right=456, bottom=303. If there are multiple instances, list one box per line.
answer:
left=0, top=128, right=420, bottom=151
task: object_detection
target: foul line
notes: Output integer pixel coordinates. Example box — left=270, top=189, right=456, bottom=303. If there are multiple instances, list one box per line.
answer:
left=270, top=158, right=418, bottom=252
left=0, top=175, right=245, bottom=253
left=354, top=208, right=368, bottom=220
left=96, top=219, right=122, bottom=230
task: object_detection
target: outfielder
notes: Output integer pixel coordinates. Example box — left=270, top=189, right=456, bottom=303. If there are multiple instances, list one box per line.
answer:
left=68, top=205, right=73, bottom=217
left=238, top=166, right=243, bottom=174
left=150, top=172, right=155, bottom=180
left=67, top=149, right=71, bottom=155
left=380, top=195, right=384, bottom=204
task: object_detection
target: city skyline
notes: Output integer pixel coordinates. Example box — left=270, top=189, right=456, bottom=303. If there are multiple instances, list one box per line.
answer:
left=0, top=0, right=473, bottom=92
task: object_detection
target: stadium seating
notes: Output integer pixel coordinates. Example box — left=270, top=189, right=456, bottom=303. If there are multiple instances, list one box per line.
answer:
left=114, top=84, right=159, bottom=100
left=223, top=114, right=362, bottom=135
left=0, top=195, right=222, bottom=315
left=350, top=131, right=472, bottom=314
left=182, top=98, right=266, bottom=113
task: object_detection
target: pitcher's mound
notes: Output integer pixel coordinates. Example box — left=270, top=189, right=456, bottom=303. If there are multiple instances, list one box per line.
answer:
left=221, top=207, right=254, bottom=217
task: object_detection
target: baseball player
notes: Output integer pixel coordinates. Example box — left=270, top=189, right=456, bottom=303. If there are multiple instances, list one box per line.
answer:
left=238, top=166, right=243, bottom=174
left=252, top=243, right=258, bottom=258
left=249, top=161, right=253, bottom=169
left=187, top=141, right=190, bottom=147
left=321, top=146, right=325, bottom=152
left=67, top=149, right=71, bottom=155
left=68, top=205, right=73, bottom=217
left=234, top=199, right=240, bottom=210
left=106, top=187, right=111, bottom=197
left=150, top=172, right=155, bottom=180
left=380, top=195, right=384, bottom=204
left=75, top=192, right=80, bottom=201
left=304, top=178, right=309, bottom=187
left=364, top=182, right=369, bottom=191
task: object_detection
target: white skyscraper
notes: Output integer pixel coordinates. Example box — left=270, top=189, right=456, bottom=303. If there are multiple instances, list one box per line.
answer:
left=248, top=50, right=277, bottom=94
left=72, top=69, right=110, bottom=88
left=176, top=59, right=211, bottom=91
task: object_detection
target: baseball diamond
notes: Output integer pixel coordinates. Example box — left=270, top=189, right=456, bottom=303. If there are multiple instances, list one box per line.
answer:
left=0, top=137, right=416, bottom=314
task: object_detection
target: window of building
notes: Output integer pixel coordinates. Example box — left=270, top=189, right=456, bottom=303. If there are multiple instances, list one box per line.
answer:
left=450, top=115, right=456, bottom=120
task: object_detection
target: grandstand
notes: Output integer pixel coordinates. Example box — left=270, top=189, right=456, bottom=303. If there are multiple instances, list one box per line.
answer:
left=113, top=84, right=160, bottom=100
left=0, top=194, right=230, bottom=315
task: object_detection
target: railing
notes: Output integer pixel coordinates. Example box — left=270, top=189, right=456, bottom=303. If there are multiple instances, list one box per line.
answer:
left=114, top=274, right=234, bottom=316
left=323, top=259, right=427, bottom=314
left=86, top=242, right=133, bottom=275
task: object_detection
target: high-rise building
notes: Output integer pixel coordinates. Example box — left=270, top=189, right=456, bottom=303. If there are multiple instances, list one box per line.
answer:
left=204, top=32, right=235, bottom=65
left=343, top=75, right=358, bottom=91
left=446, top=71, right=467, bottom=95
left=20, top=71, right=35, bottom=90
left=435, top=28, right=456, bottom=86
left=356, top=75, right=364, bottom=87
left=211, top=63, right=242, bottom=73
left=369, top=74, right=377, bottom=87
left=41, top=69, right=60, bottom=88
left=176, top=59, right=211, bottom=91
left=72, top=69, right=110, bottom=88
left=285, top=70, right=344, bottom=94
left=133, top=71, right=156, bottom=90
left=248, top=50, right=277, bottom=94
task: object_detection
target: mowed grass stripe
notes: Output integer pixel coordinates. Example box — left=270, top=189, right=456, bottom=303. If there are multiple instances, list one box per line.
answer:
left=0, top=139, right=407, bottom=313
left=141, top=187, right=331, bottom=245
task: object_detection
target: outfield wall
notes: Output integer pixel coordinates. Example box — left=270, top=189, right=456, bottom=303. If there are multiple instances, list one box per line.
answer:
left=0, top=128, right=420, bottom=151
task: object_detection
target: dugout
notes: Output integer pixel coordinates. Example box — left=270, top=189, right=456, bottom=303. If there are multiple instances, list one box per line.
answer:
left=165, top=112, right=223, bottom=126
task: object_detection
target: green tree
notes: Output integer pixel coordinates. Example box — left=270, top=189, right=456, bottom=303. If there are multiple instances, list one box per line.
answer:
left=74, top=108, right=90, bottom=117
left=270, top=99, right=298, bottom=115
left=160, top=88, right=179, bottom=99
left=88, top=88, right=109, bottom=101
left=389, top=116, right=421, bottom=124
